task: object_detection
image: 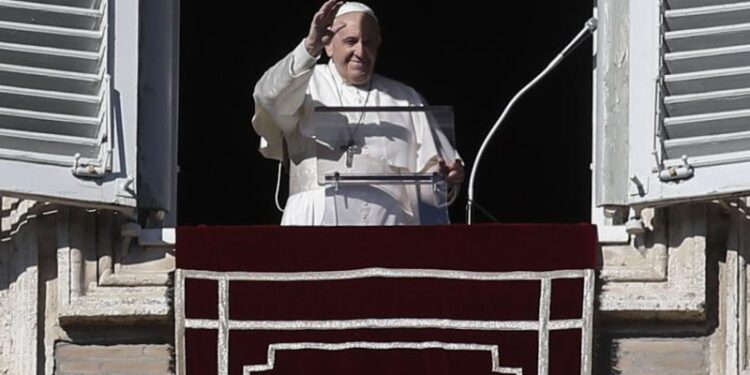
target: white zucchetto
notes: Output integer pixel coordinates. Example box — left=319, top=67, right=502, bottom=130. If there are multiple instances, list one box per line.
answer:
left=335, top=2, right=378, bottom=23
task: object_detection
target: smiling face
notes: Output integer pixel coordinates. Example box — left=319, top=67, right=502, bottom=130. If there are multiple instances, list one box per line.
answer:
left=325, top=12, right=381, bottom=86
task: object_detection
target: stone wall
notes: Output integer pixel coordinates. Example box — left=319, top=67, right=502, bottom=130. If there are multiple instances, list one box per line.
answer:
left=604, top=338, right=709, bottom=375
left=596, top=199, right=750, bottom=374
left=0, top=197, right=175, bottom=375
left=56, top=344, right=172, bottom=375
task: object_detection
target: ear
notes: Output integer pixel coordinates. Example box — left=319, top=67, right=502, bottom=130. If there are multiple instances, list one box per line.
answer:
left=325, top=44, right=333, bottom=58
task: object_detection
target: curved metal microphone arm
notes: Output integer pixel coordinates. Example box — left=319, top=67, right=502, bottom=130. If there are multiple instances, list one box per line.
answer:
left=466, top=17, right=597, bottom=224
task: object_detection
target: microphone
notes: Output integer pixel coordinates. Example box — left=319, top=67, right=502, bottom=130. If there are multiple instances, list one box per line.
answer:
left=466, top=17, right=597, bottom=224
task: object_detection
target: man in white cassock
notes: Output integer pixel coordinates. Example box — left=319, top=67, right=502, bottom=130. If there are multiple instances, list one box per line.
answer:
left=252, top=0, right=464, bottom=225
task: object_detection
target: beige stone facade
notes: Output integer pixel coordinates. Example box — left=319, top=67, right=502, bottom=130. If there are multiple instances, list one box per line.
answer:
left=595, top=201, right=750, bottom=374
left=56, top=344, right=172, bottom=375
left=0, top=198, right=174, bottom=374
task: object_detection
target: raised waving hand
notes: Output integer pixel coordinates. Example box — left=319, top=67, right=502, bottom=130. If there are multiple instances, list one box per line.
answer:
left=304, top=0, right=346, bottom=56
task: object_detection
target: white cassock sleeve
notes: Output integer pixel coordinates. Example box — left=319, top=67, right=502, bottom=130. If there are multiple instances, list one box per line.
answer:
left=413, top=99, right=458, bottom=173
left=252, top=41, right=319, bottom=160
left=374, top=85, right=460, bottom=175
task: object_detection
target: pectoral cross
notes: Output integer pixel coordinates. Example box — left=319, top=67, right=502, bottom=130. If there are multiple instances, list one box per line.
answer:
left=340, top=140, right=360, bottom=168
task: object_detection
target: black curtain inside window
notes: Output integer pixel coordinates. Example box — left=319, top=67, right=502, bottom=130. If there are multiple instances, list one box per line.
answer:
left=177, top=1, right=593, bottom=225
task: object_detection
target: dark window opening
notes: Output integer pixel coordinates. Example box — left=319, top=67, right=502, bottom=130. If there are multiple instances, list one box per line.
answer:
left=177, top=2, right=593, bottom=225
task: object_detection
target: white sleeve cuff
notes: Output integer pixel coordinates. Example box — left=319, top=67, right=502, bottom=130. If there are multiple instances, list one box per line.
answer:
left=290, top=39, right=320, bottom=77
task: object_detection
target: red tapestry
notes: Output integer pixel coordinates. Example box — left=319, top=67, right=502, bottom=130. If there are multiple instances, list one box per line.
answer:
left=176, top=224, right=597, bottom=375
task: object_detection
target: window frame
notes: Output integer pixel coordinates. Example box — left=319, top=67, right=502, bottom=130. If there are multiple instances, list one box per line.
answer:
left=594, top=0, right=750, bottom=228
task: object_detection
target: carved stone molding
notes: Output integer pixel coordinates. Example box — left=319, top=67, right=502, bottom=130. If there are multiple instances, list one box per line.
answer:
left=1, top=197, right=44, bottom=237
left=599, top=204, right=710, bottom=319
left=56, top=207, right=174, bottom=323
left=0, top=202, right=43, bottom=375
left=722, top=199, right=750, bottom=375
left=1, top=199, right=176, bottom=374
left=600, top=209, right=668, bottom=282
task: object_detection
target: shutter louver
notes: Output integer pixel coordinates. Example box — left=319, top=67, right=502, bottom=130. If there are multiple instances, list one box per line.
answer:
left=660, top=0, right=750, bottom=169
left=0, top=0, right=110, bottom=176
left=609, top=0, right=750, bottom=207
left=0, top=0, right=140, bottom=209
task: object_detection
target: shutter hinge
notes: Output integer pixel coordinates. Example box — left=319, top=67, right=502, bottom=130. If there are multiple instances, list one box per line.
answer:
left=71, top=151, right=112, bottom=178
left=658, top=155, right=694, bottom=182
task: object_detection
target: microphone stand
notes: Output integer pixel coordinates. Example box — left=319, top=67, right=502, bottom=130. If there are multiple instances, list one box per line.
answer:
left=466, top=17, right=598, bottom=224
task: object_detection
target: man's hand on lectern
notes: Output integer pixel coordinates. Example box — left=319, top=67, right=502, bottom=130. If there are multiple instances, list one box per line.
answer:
left=439, top=159, right=465, bottom=186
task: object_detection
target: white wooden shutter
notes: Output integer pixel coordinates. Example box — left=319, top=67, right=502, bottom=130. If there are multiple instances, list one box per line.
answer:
left=628, top=0, right=750, bottom=206
left=0, top=0, right=139, bottom=208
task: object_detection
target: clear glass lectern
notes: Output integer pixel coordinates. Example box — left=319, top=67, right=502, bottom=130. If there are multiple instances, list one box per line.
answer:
left=314, top=106, right=456, bottom=226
